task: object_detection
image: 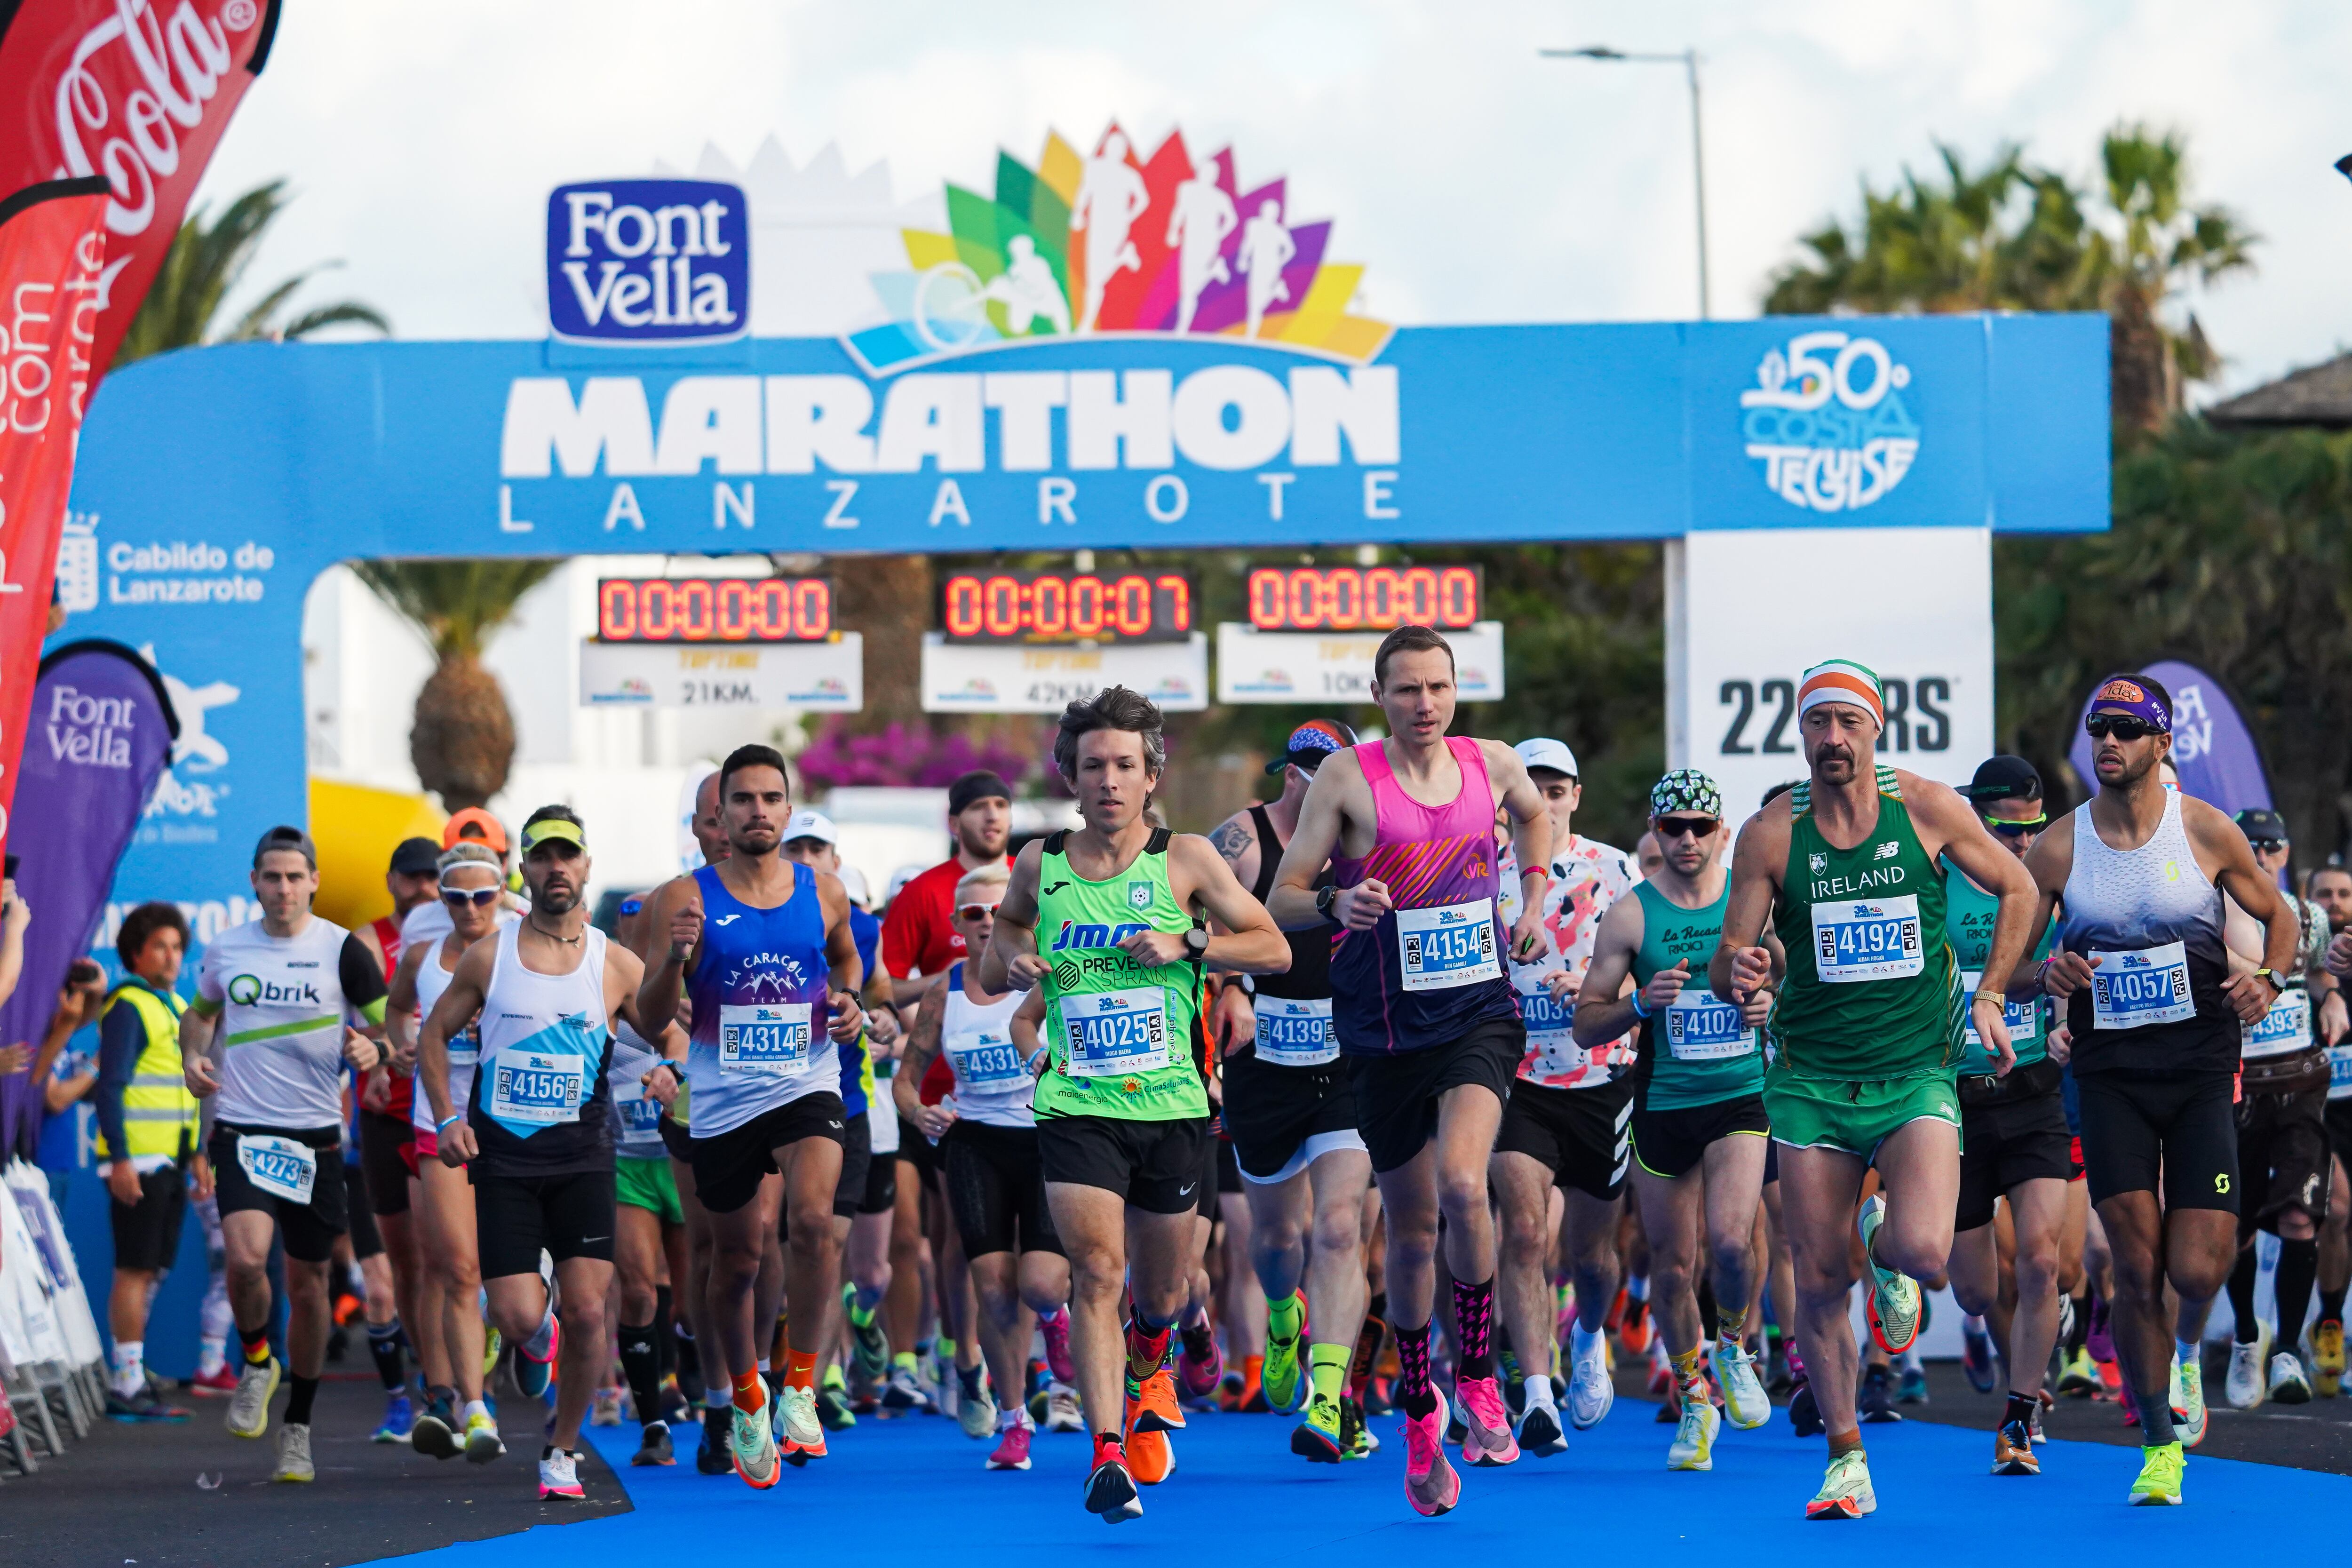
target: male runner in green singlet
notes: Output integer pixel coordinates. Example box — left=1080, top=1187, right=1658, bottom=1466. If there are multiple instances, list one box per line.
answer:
left=981, top=686, right=1290, bottom=1524
left=1713, top=660, right=2036, bottom=1520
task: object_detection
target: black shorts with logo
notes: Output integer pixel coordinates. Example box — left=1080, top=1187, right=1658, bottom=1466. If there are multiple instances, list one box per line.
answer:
left=1496, top=1075, right=1634, bottom=1201
left=209, top=1123, right=349, bottom=1264
left=1348, top=1016, right=1523, bottom=1176
left=1631, top=1093, right=1769, bottom=1183
left=473, top=1168, right=617, bottom=1280
left=942, top=1120, right=1063, bottom=1258
left=1223, top=1049, right=1359, bottom=1180
left=2238, top=1084, right=2329, bottom=1236
left=343, top=1162, right=383, bottom=1259
left=1955, top=1082, right=2074, bottom=1231
left=358, top=1108, right=415, bottom=1218
left=690, top=1092, right=847, bottom=1217
left=1037, top=1113, right=1208, bottom=1216
left=832, top=1112, right=874, bottom=1221
left=2074, top=1068, right=2238, bottom=1215
left=109, top=1163, right=189, bottom=1272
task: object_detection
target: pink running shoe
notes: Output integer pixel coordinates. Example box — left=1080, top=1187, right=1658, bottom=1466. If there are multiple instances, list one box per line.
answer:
left=1041, top=1307, right=1077, bottom=1386
left=1454, top=1376, right=1520, bottom=1467
left=1177, top=1324, right=1223, bottom=1402
left=986, top=1414, right=1033, bottom=1471
left=1402, top=1401, right=1460, bottom=1517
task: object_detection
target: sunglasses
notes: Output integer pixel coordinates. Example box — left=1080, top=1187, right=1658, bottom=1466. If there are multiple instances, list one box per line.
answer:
left=440, top=886, right=500, bottom=908
left=1984, top=814, right=2047, bottom=838
left=2084, top=714, right=2161, bottom=741
left=956, top=902, right=1002, bottom=921
left=2251, top=838, right=2287, bottom=855
left=1654, top=816, right=1718, bottom=840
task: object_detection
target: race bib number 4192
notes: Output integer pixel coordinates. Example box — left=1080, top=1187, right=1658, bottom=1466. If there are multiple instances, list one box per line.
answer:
left=1811, top=895, right=1923, bottom=983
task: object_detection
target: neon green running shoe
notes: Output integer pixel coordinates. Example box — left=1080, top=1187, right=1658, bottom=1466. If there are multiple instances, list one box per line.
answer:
left=1263, top=1296, right=1305, bottom=1414
left=1857, top=1194, right=1921, bottom=1354
left=2169, top=1354, right=2208, bottom=1448
left=1289, top=1389, right=1343, bottom=1463
left=482, top=1326, right=503, bottom=1382
left=1805, top=1448, right=1875, bottom=1519
left=2128, top=1441, right=2183, bottom=1505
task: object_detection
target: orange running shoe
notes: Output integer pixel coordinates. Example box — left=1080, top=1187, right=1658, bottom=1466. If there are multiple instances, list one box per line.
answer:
left=1618, top=1296, right=1653, bottom=1355
left=1236, top=1354, right=1266, bottom=1413
left=1130, top=1365, right=1186, bottom=1433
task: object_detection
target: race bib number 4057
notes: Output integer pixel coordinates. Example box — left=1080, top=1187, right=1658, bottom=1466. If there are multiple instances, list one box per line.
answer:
left=1059, top=987, right=1170, bottom=1077
left=2089, top=942, right=2193, bottom=1031
left=1811, top=895, right=1923, bottom=983
left=1398, top=899, right=1501, bottom=992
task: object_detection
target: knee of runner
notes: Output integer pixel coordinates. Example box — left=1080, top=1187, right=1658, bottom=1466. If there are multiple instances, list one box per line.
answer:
left=1434, top=1167, right=1488, bottom=1222
left=1309, top=1208, right=1359, bottom=1261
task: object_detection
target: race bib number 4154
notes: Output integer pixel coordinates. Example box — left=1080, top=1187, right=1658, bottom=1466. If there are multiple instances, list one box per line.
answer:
left=1398, top=899, right=1501, bottom=993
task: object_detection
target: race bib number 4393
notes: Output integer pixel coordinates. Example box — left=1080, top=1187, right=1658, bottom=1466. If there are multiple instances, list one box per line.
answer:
left=1398, top=899, right=1501, bottom=992
left=1811, top=895, right=1923, bottom=983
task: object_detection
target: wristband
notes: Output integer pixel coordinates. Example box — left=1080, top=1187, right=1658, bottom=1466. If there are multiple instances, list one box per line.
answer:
left=435, top=1114, right=463, bottom=1133
left=1629, top=992, right=1652, bottom=1021
left=1971, top=988, right=2006, bottom=1007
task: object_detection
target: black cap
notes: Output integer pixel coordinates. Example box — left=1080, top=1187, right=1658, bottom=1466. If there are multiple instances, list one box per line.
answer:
left=252, top=825, right=318, bottom=869
left=1965, top=755, right=2042, bottom=804
left=388, top=836, right=441, bottom=876
left=2234, top=808, right=2289, bottom=844
left=947, top=770, right=1013, bottom=816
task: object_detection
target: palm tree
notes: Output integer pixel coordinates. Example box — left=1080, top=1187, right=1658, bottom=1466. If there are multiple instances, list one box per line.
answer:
left=111, top=178, right=388, bottom=367
left=348, top=560, right=561, bottom=812
left=1764, top=125, right=2255, bottom=429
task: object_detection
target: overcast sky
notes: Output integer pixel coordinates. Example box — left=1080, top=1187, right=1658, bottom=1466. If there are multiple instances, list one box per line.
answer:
left=194, top=0, right=2352, bottom=399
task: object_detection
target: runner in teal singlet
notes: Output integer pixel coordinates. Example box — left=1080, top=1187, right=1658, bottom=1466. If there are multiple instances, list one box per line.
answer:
left=980, top=686, right=1290, bottom=1524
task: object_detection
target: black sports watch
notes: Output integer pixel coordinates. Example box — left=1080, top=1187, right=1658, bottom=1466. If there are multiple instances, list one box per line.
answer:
left=1184, top=926, right=1210, bottom=960
left=2253, top=967, right=2284, bottom=995
left=1316, top=884, right=1341, bottom=924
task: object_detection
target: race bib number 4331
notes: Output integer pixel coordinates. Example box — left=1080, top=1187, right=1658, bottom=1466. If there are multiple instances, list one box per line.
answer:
left=1398, top=899, right=1501, bottom=992
left=1811, top=895, right=1923, bottom=983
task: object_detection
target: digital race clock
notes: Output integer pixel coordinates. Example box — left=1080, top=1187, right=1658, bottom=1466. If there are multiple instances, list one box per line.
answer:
left=939, top=570, right=1195, bottom=645
left=597, top=576, right=834, bottom=642
left=1245, top=565, right=1483, bottom=632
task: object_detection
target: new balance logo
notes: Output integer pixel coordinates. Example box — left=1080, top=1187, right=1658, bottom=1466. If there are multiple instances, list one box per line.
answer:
left=1873, top=842, right=1899, bottom=861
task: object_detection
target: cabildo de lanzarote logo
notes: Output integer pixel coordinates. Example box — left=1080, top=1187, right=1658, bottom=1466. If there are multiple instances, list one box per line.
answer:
left=1739, top=330, right=1920, bottom=513
left=846, top=123, right=1393, bottom=375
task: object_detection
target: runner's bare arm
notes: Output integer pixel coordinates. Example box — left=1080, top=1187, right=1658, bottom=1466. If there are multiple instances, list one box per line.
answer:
left=1156, top=835, right=1290, bottom=975
left=815, top=873, right=869, bottom=1042
left=1209, top=809, right=1261, bottom=895
left=1269, top=753, right=1373, bottom=931
left=978, top=841, right=1048, bottom=993
left=633, top=875, right=702, bottom=1033
left=604, top=941, right=648, bottom=1035
left=1011, top=985, right=1050, bottom=1072
left=420, top=936, right=498, bottom=1163
left=2190, top=799, right=2296, bottom=1024
left=178, top=998, right=219, bottom=1096
left=1710, top=804, right=1788, bottom=1004
left=892, top=978, right=947, bottom=1122
left=1483, top=740, right=1553, bottom=963
left=1906, top=774, right=2029, bottom=1072
left=1570, top=892, right=1651, bottom=1047
left=384, top=940, right=431, bottom=1075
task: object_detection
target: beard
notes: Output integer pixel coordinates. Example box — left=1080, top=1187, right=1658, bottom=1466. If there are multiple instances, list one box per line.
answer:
left=533, top=883, right=580, bottom=915
left=1811, top=744, right=1858, bottom=785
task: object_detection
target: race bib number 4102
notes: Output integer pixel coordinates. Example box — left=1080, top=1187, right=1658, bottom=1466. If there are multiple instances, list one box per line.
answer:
left=1663, top=991, right=1755, bottom=1061
left=1398, top=899, right=1501, bottom=993
left=1811, top=895, right=1923, bottom=983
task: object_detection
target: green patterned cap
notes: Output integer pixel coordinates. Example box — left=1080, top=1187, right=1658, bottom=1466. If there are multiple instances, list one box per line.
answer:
left=1649, top=768, right=1724, bottom=820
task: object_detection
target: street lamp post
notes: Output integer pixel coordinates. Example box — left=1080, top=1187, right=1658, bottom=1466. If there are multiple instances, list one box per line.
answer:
left=1541, top=45, right=1711, bottom=319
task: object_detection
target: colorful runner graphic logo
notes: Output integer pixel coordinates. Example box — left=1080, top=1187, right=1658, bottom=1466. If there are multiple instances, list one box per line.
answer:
left=846, top=123, right=1392, bottom=375
left=1739, top=330, right=1921, bottom=512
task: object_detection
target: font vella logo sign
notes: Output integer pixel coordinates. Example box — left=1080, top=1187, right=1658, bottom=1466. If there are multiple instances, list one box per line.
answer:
left=547, top=179, right=749, bottom=345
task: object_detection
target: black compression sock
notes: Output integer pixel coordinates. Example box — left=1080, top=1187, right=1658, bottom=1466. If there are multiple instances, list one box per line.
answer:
left=285, top=1374, right=320, bottom=1426
left=2226, top=1246, right=2261, bottom=1343
left=2277, top=1238, right=2320, bottom=1353
left=653, top=1286, right=675, bottom=1381
left=2064, top=1293, right=2089, bottom=1355
left=2002, top=1390, right=2036, bottom=1428
left=2322, top=1286, right=2347, bottom=1327
left=2136, top=1387, right=2175, bottom=1447
left=366, top=1316, right=407, bottom=1392
left=674, top=1317, right=700, bottom=1390
left=619, top=1320, right=664, bottom=1427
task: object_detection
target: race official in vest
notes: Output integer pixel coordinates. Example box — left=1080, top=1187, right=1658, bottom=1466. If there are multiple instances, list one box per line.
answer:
left=96, top=900, right=205, bottom=1420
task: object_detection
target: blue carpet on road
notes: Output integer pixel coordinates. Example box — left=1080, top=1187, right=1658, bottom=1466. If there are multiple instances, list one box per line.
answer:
left=377, top=1400, right=2352, bottom=1563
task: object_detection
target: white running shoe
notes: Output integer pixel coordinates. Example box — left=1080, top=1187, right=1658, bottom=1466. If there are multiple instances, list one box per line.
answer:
left=1043, top=1385, right=1084, bottom=1433
left=2269, top=1350, right=2313, bottom=1405
left=273, top=1422, right=314, bottom=1483
left=225, top=1357, right=279, bottom=1440
left=1714, top=1341, right=1771, bottom=1430
left=1666, top=1396, right=1720, bottom=1471
left=538, top=1447, right=585, bottom=1500
left=957, top=1375, right=999, bottom=1439
left=1568, top=1333, right=1614, bottom=1430
left=2225, top=1328, right=2269, bottom=1410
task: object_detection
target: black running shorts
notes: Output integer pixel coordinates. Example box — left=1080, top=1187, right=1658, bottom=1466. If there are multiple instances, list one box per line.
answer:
left=2238, top=1084, right=2329, bottom=1237
left=2074, top=1068, right=2238, bottom=1214
left=1036, top=1113, right=1207, bottom=1215
left=108, top=1163, right=188, bottom=1272
left=473, top=1168, right=617, bottom=1279
left=1955, top=1086, right=2074, bottom=1231
left=208, top=1123, right=349, bottom=1264
left=942, top=1120, right=1063, bottom=1258
left=358, top=1108, right=414, bottom=1218
left=832, top=1111, right=873, bottom=1221
left=689, top=1092, right=847, bottom=1217
left=1496, top=1075, right=1633, bottom=1200
left=1223, top=1049, right=1360, bottom=1181
left=1348, top=1016, right=1522, bottom=1176
left=1631, top=1093, right=1769, bottom=1183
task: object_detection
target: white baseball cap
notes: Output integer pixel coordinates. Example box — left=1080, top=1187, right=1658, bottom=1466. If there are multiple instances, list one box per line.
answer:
left=837, top=864, right=872, bottom=909
left=783, top=808, right=837, bottom=845
left=1515, top=738, right=1580, bottom=779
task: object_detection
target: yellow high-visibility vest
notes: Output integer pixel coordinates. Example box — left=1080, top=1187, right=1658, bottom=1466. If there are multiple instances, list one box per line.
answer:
left=96, top=982, right=195, bottom=1162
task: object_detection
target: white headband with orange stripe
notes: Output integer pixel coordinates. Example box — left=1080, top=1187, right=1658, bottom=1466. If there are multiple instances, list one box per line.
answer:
left=1797, top=660, right=1884, bottom=727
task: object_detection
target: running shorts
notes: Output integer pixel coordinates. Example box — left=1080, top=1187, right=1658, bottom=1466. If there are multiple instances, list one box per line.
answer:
left=1348, top=1016, right=1522, bottom=1175
left=833, top=1111, right=873, bottom=1221
left=1631, top=1093, right=1769, bottom=1182
left=1195, top=1130, right=1224, bottom=1220
left=1764, top=1070, right=1961, bottom=1162
left=1223, top=1050, right=1362, bottom=1182
left=358, top=1108, right=414, bottom=1218
left=896, top=1127, right=939, bottom=1183
left=474, top=1168, right=617, bottom=1278
left=1037, top=1113, right=1208, bottom=1216
left=2237, top=1084, right=2328, bottom=1236
left=615, top=1153, right=683, bottom=1226
left=1955, top=1087, right=2073, bottom=1231
left=344, top=1163, right=383, bottom=1259
left=2326, top=1099, right=2352, bottom=1174
left=208, top=1123, right=349, bottom=1264
left=690, top=1092, right=847, bottom=1217
left=1497, top=1075, right=1634, bottom=1200
left=858, top=1140, right=898, bottom=1216
left=109, top=1163, right=189, bottom=1272
left=943, top=1120, right=1064, bottom=1258
left=2074, top=1068, right=2238, bottom=1214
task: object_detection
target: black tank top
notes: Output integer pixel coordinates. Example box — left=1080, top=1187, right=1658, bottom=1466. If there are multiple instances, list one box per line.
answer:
left=1248, top=804, right=1332, bottom=1001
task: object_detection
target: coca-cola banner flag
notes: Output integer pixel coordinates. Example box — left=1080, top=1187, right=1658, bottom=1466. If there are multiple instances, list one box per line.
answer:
left=0, top=177, right=111, bottom=856
left=2067, top=658, right=2274, bottom=819
left=0, top=0, right=282, bottom=378
left=0, top=639, right=175, bottom=1155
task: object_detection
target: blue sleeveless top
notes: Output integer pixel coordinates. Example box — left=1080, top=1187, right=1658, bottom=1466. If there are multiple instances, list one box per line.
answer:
left=685, top=861, right=834, bottom=1136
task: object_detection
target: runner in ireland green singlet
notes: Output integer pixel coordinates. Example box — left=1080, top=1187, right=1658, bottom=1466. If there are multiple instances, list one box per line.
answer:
left=1711, top=660, right=2038, bottom=1522
left=980, top=686, right=1290, bottom=1525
